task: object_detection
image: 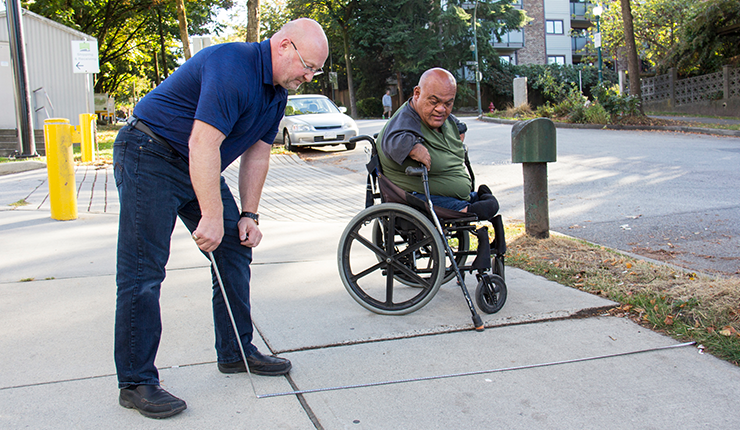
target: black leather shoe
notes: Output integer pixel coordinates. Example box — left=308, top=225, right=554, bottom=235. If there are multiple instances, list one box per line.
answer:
left=119, top=385, right=186, bottom=419
left=218, top=350, right=292, bottom=376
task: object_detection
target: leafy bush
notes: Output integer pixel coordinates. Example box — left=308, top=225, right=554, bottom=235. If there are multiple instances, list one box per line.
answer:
left=591, top=84, right=642, bottom=121
left=533, top=68, right=568, bottom=104
left=553, top=86, right=588, bottom=120
left=357, top=97, right=382, bottom=118
left=534, top=103, right=556, bottom=118
left=583, top=102, right=611, bottom=124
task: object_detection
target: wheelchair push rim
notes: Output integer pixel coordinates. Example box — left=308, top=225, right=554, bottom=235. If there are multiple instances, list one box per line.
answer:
left=337, top=203, right=446, bottom=315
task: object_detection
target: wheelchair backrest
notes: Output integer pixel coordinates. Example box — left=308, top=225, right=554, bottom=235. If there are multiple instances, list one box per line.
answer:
left=357, top=135, right=473, bottom=222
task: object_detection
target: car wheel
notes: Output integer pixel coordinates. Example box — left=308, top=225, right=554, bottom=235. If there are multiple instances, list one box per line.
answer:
left=283, top=130, right=294, bottom=152
left=345, top=142, right=356, bottom=151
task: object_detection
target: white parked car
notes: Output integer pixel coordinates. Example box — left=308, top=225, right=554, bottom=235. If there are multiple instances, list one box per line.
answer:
left=274, top=94, right=359, bottom=151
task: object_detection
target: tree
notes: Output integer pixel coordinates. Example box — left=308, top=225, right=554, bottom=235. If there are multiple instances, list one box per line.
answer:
left=351, top=0, right=441, bottom=102
left=598, top=0, right=691, bottom=74
left=175, top=0, right=192, bottom=60
left=288, top=0, right=361, bottom=118
left=665, top=0, right=740, bottom=75
left=24, top=0, right=232, bottom=97
left=620, top=0, right=642, bottom=109
left=247, top=0, right=260, bottom=42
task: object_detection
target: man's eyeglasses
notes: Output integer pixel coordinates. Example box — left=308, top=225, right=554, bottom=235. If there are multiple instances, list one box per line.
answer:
left=291, top=41, right=323, bottom=76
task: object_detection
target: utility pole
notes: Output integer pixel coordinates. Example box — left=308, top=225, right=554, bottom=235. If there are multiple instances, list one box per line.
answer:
left=473, top=1, right=482, bottom=117
left=464, top=1, right=483, bottom=116
left=5, top=0, right=37, bottom=157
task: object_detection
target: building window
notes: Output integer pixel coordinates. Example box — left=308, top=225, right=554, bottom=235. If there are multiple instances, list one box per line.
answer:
left=548, top=55, right=566, bottom=65
left=546, top=20, right=564, bottom=35
left=500, top=55, right=512, bottom=64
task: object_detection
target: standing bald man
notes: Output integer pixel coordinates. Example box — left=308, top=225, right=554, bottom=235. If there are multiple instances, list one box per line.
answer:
left=114, top=18, right=328, bottom=419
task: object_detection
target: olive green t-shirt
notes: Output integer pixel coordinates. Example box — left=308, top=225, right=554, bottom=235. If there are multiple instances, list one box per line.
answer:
left=377, top=102, right=472, bottom=200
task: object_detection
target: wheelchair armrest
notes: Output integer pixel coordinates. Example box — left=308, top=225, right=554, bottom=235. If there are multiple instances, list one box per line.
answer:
left=350, top=135, right=376, bottom=145
left=404, top=166, right=426, bottom=177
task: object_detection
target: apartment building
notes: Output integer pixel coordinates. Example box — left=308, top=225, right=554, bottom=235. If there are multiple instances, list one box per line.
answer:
left=493, top=0, right=596, bottom=66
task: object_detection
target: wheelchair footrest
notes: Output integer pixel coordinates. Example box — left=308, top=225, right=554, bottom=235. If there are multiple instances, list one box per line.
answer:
left=471, top=227, right=492, bottom=270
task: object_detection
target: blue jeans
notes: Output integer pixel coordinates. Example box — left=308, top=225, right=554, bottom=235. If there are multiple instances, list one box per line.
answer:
left=413, top=191, right=500, bottom=221
left=412, top=192, right=478, bottom=212
left=113, top=126, right=256, bottom=388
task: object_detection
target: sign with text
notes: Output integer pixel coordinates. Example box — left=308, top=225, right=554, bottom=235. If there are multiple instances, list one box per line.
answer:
left=71, top=40, right=100, bottom=74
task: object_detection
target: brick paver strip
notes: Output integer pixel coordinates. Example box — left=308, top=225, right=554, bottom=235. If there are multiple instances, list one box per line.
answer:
left=25, top=153, right=365, bottom=223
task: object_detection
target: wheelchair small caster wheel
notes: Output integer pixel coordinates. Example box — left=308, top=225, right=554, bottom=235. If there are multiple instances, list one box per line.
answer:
left=475, top=273, right=507, bottom=314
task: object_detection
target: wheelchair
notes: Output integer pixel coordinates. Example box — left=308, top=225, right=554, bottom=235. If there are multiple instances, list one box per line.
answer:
left=337, top=135, right=507, bottom=330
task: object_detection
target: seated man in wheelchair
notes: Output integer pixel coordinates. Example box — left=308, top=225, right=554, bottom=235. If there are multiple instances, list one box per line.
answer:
left=375, top=68, right=503, bottom=263
left=339, top=68, right=506, bottom=319
left=376, top=67, right=500, bottom=224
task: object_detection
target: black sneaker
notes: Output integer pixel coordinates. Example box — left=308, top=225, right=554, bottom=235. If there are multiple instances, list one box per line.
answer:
left=218, top=350, right=292, bottom=376
left=119, top=385, right=187, bottom=419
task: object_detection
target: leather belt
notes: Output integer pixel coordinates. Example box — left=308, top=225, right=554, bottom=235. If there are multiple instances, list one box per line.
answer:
left=126, top=116, right=182, bottom=159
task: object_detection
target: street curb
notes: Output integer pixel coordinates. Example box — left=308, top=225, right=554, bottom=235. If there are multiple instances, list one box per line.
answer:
left=546, top=230, right=718, bottom=279
left=478, top=116, right=740, bottom=138
left=0, top=160, right=46, bottom=176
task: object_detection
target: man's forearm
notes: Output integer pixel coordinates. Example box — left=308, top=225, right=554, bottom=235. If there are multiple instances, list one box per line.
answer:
left=239, top=140, right=271, bottom=213
left=190, top=124, right=225, bottom=221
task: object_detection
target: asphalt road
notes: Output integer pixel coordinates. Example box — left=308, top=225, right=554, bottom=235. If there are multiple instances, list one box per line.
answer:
left=297, top=118, right=740, bottom=277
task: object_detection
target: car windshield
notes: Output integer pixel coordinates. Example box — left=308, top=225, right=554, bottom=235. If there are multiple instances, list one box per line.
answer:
left=285, top=98, right=341, bottom=116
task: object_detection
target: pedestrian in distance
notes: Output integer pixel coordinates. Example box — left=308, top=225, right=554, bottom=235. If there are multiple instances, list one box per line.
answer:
left=382, top=89, right=393, bottom=119
left=113, top=18, right=328, bottom=419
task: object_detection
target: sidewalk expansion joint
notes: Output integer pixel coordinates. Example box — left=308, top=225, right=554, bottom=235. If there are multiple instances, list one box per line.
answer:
left=271, top=305, right=618, bottom=355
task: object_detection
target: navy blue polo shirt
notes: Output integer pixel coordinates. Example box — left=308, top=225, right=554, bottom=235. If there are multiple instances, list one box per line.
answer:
left=133, top=40, right=287, bottom=171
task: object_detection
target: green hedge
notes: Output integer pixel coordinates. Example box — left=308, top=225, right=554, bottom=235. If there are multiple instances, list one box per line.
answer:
left=357, top=97, right=383, bottom=118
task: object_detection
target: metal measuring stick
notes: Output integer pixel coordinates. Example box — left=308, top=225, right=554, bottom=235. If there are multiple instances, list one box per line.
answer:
left=194, top=231, right=259, bottom=397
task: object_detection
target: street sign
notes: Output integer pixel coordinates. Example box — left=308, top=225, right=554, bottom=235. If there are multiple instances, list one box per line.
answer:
left=594, top=33, right=602, bottom=49
left=329, top=72, right=338, bottom=90
left=466, top=61, right=478, bottom=66
left=71, top=40, right=100, bottom=74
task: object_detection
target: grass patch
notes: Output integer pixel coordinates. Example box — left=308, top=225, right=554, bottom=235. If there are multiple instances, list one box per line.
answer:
left=647, top=111, right=740, bottom=121
left=271, top=144, right=293, bottom=155
left=487, top=109, right=739, bottom=131
left=503, top=225, right=740, bottom=366
left=9, top=198, right=29, bottom=207
left=86, top=123, right=121, bottom=164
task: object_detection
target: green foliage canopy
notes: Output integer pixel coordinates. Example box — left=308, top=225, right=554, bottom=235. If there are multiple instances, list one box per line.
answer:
left=22, top=0, right=232, bottom=99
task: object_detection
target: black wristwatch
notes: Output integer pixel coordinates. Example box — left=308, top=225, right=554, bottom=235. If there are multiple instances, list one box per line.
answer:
left=240, top=211, right=259, bottom=224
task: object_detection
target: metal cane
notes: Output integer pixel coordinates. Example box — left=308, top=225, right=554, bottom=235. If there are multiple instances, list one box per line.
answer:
left=194, top=232, right=259, bottom=397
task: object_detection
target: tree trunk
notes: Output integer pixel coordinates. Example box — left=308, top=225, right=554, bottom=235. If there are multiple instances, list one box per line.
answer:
left=154, top=50, right=161, bottom=86
left=620, top=0, right=642, bottom=112
left=247, top=0, right=260, bottom=42
left=396, top=71, right=404, bottom=105
left=175, top=0, right=191, bottom=60
left=342, top=28, right=358, bottom=118
left=157, top=10, right=169, bottom=79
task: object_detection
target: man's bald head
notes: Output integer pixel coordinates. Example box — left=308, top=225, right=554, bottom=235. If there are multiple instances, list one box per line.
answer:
left=418, top=68, right=457, bottom=90
left=271, top=18, right=329, bottom=90
left=412, top=68, right=457, bottom=130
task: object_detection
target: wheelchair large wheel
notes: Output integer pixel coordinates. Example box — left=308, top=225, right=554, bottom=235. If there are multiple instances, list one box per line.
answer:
left=338, top=203, right=446, bottom=315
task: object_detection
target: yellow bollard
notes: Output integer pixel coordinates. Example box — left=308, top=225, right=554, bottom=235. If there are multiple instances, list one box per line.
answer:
left=79, top=113, right=97, bottom=163
left=44, top=118, right=78, bottom=221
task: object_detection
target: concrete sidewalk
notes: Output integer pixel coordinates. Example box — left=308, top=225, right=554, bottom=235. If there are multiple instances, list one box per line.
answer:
left=1, top=157, right=739, bottom=429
